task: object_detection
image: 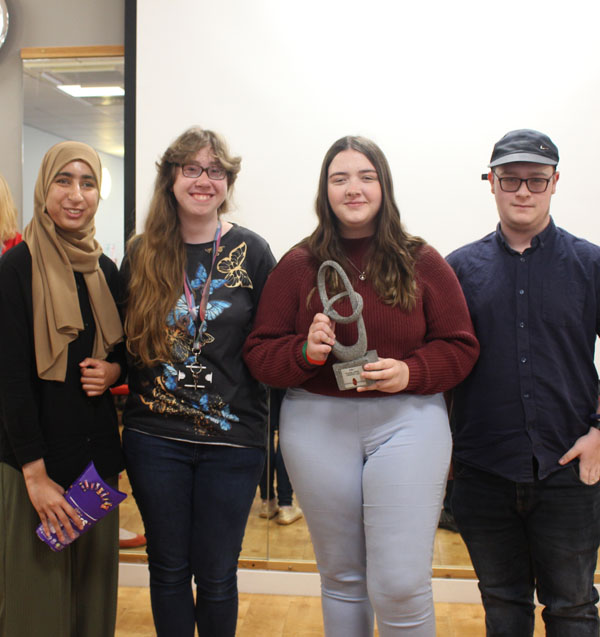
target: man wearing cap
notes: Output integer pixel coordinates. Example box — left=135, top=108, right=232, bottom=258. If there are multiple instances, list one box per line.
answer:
left=447, top=129, right=600, bottom=636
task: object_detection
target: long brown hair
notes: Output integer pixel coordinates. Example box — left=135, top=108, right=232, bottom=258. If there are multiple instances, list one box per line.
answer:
left=0, top=173, right=19, bottom=245
left=304, top=136, right=424, bottom=309
left=124, top=127, right=241, bottom=366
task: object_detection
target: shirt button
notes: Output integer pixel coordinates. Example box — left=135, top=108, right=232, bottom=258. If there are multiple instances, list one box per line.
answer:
left=524, top=393, right=530, bottom=399
left=519, top=322, right=525, bottom=328
left=520, top=257, right=526, bottom=262
left=519, top=289, right=525, bottom=295
left=520, top=356, right=527, bottom=363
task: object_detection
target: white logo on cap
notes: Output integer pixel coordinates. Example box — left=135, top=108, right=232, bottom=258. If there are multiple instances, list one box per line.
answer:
left=540, top=145, right=549, bottom=150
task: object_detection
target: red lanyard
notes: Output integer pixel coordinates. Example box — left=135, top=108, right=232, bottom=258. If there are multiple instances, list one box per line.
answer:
left=183, top=221, right=222, bottom=356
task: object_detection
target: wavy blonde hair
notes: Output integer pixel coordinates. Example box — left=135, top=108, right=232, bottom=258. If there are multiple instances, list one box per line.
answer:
left=303, top=136, right=424, bottom=310
left=124, top=127, right=241, bottom=366
left=0, top=174, right=19, bottom=245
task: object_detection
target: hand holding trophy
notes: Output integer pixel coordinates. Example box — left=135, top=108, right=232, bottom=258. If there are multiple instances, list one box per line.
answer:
left=317, top=260, right=378, bottom=391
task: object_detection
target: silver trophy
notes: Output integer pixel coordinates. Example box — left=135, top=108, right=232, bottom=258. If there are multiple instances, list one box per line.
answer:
left=317, top=260, right=378, bottom=391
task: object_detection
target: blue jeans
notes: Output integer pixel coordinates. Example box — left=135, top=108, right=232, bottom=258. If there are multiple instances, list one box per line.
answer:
left=259, top=426, right=294, bottom=505
left=452, top=461, right=600, bottom=637
left=123, top=429, right=264, bottom=637
left=259, top=388, right=293, bottom=505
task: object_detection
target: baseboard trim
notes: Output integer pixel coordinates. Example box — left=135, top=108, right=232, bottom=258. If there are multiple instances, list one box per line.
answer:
left=118, top=562, right=483, bottom=602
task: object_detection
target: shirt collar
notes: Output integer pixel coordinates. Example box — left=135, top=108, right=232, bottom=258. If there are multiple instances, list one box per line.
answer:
left=495, top=216, right=556, bottom=255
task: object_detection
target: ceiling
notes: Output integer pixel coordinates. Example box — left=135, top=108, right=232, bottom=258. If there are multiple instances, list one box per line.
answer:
left=23, top=56, right=124, bottom=158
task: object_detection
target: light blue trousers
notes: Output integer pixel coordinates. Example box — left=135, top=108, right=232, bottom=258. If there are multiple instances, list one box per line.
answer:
left=280, top=389, right=451, bottom=637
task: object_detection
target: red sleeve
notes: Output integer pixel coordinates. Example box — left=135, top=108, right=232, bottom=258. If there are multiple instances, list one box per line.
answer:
left=244, top=244, right=479, bottom=396
left=243, top=249, right=322, bottom=388
left=403, top=246, right=479, bottom=393
left=1, top=232, right=22, bottom=255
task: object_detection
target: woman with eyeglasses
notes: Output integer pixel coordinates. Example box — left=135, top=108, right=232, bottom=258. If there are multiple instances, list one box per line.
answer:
left=244, top=136, right=479, bottom=636
left=121, top=127, right=275, bottom=637
left=0, top=141, right=125, bottom=636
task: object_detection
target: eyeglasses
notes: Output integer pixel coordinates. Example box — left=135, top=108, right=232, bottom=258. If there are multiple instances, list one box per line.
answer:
left=493, top=172, right=555, bottom=193
left=178, top=163, right=227, bottom=180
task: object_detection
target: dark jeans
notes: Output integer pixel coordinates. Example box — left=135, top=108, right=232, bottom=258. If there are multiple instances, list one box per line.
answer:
left=123, top=429, right=265, bottom=637
left=453, top=461, right=600, bottom=637
left=442, top=477, right=453, bottom=513
left=259, top=387, right=293, bottom=505
left=259, top=428, right=293, bottom=505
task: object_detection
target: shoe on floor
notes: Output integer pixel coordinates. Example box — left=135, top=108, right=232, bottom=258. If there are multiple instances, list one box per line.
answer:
left=276, top=504, right=303, bottom=525
left=119, top=528, right=147, bottom=548
left=259, top=498, right=279, bottom=519
left=438, top=509, right=459, bottom=533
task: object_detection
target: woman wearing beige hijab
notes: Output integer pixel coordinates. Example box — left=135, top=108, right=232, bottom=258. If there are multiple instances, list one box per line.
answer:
left=0, top=141, right=125, bottom=637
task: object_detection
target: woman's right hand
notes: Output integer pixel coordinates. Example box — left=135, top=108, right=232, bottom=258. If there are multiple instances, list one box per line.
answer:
left=306, top=313, right=336, bottom=363
left=22, top=458, right=84, bottom=543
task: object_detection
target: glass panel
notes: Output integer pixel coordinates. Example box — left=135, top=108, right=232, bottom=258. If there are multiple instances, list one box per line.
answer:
left=22, top=56, right=125, bottom=263
left=240, top=390, right=272, bottom=560
left=28, top=54, right=589, bottom=580
left=21, top=54, right=270, bottom=561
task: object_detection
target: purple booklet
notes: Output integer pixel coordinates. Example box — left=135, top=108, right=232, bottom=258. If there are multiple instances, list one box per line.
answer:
left=36, top=462, right=127, bottom=552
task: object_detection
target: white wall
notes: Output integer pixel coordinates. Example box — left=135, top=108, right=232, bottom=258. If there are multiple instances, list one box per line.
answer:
left=136, top=0, right=600, bottom=260
left=23, top=125, right=125, bottom=264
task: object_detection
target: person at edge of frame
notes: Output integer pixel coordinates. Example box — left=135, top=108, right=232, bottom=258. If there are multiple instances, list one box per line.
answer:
left=447, top=128, right=600, bottom=637
left=0, top=172, right=23, bottom=254
left=0, top=141, right=125, bottom=637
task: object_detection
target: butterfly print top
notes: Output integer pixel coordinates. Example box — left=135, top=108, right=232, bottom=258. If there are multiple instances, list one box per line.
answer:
left=123, top=225, right=276, bottom=448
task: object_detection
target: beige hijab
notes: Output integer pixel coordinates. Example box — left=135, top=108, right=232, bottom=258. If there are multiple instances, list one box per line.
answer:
left=23, top=141, right=123, bottom=381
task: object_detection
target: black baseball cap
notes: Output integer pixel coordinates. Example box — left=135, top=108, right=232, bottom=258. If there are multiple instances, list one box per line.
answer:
left=489, top=129, right=559, bottom=168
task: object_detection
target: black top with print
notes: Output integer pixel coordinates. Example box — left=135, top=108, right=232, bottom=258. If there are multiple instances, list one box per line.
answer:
left=123, top=224, right=276, bottom=448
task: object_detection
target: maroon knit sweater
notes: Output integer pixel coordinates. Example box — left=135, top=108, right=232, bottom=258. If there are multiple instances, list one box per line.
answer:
left=244, top=238, right=479, bottom=397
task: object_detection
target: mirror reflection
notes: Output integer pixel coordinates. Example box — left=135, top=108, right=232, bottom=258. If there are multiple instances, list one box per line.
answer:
left=23, top=51, right=567, bottom=579
left=23, top=54, right=125, bottom=263
left=21, top=55, right=475, bottom=572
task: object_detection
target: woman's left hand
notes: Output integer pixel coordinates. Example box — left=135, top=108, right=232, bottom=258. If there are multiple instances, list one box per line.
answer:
left=79, top=358, right=121, bottom=397
left=357, top=358, right=410, bottom=393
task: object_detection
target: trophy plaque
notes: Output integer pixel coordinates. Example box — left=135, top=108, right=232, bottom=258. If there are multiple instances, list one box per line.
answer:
left=317, top=260, right=378, bottom=391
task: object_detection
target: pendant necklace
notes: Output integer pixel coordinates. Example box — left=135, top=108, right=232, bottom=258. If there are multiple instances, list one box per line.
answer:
left=346, top=256, right=366, bottom=281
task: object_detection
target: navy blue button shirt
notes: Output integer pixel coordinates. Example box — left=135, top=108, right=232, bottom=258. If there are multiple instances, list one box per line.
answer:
left=447, top=218, right=600, bottom=482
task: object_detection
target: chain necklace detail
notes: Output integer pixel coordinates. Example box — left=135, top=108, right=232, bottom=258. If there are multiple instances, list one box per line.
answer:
left=346, top=256, right=366, bottom=281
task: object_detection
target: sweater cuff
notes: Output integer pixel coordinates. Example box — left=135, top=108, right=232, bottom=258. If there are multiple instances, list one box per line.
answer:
left=404, top=358, right=424, bottom=393
left=296, top=340, right=321, bottom=371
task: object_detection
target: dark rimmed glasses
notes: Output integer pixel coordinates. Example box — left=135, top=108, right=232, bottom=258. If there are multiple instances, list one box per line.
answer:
left=178, top=163, right=227, bottom=180
left=493, top=172, right=555, bottom=193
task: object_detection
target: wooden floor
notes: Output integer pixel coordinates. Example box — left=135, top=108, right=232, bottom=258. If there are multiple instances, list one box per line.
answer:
left=118, top=470, right=471, bottom=568
left=116, top=469, right=567, bottom=635
left=116, top=587, right=545, bottom=636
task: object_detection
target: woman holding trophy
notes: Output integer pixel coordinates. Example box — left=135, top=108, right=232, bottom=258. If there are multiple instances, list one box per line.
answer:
left=244, top=136, right=479, bottom=636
